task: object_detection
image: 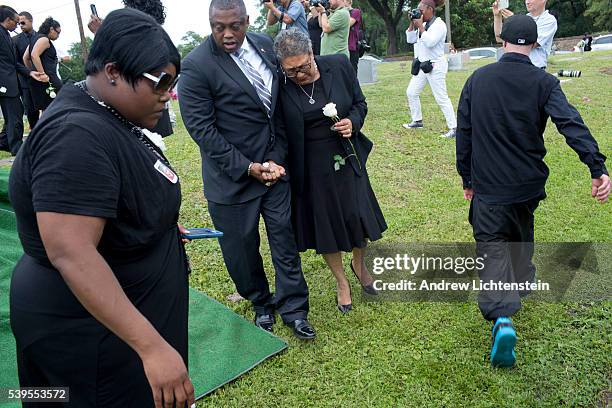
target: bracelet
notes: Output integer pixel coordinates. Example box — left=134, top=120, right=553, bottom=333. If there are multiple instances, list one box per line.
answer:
left=247, top=162, right=254, bottom=177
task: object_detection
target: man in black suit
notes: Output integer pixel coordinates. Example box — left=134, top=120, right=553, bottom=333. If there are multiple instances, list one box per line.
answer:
left=0, top=6, right=46, bottom=155
left=13, top=11, right=38, bottom=131
left=179, top=0, right=316, bottom=340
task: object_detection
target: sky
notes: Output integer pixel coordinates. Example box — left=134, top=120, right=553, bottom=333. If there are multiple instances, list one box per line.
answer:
left=13, top=0, right=261, bottom=56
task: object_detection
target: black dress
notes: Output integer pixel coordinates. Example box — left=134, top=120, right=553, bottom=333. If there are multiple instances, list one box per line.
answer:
left=307, top=16, right=322, bottom=56
left=29, top=36, right=62, bottom=110
left=290, top=78, right=387, bottom=254
left=8, top=84, right=188, bottom=406
left=151, top=104, right=174, bottom=137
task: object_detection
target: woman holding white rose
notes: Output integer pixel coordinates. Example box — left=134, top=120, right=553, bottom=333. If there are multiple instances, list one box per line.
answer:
left=273, top=28, right=387, bottom=314
left=23, top=17, right=62, bottom=112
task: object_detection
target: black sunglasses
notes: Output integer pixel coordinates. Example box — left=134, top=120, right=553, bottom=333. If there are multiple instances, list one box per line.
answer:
left=142, top=72, right=178, bottom=93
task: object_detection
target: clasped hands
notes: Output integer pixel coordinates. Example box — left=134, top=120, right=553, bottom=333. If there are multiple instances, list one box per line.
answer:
left=30, top=71, right=49, bottom=83
left=250, top=160, right=286, bottom=187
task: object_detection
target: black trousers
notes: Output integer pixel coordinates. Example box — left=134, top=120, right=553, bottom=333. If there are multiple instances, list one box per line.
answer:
left=350, top=50, right=359, bottom=75
left=208, top=180, right=309, bottom=323
left=469, top=195, right=540, bottom=321
left=0, top=95, right=24, bottom=155
left=21, top=87, right=39, bottom=130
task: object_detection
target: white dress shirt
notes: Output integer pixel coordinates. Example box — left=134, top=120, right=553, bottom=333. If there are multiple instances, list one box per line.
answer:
left=230, top=38, right=273, bottom=94
left=405, top=17, right=447, bottom=62
left=528, top=10, right=557, bottom=68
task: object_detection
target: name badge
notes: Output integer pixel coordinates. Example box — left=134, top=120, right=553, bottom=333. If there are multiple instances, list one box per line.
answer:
left=154, top=160, right=178, bottom=184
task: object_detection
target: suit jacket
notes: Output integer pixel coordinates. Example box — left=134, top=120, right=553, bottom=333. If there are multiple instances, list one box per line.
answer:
left=13, top=30, right=37, bottom=89
left=179, top=32, right=287, bottom=205
left=0, top=26, right=30, bottom=97
left=277, top=54, right=372, bottom=195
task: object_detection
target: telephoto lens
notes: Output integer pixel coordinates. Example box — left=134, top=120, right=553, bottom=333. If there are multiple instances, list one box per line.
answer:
left=558, top=70, right=581, bottom=77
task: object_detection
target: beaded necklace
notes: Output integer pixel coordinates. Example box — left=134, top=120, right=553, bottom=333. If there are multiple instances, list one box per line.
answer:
left=75, top=81, right=172, bottom=168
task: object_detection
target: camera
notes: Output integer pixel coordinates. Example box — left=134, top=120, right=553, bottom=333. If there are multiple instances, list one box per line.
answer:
left=410, top=8, right=422, bottom=19
left=311, top=0, right=330, bottom=9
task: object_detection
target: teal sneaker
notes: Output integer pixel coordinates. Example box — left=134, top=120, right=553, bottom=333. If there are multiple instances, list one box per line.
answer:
left=490, top=317, right=517, bottom=368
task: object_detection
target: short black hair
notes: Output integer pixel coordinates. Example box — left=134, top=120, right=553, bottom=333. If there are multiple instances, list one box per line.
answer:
left=18, top=11, right=32, bottom=21
left=209, top=0, right=247, bottom=21
left=85, top=8, right=180, bottom=87
left=123, top=0, right=166, bottom=25
left=38, top=17, right=60, bottom=35
left=0, top=5, right=17, bottom=22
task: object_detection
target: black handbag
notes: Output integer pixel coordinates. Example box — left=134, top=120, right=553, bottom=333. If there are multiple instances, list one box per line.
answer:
left=411, top=58, right=421, bottom=75
left=420, top=60, right=433, bottom=73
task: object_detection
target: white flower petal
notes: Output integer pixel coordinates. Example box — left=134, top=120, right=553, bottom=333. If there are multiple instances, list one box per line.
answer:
left=322, top=102, right=337, bottom=118
left=141, top=128, right=166, bottom=151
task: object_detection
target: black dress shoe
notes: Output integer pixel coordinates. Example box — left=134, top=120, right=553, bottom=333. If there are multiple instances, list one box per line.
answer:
left=254, top=313, right=275, bottom=333
left=337, top=303, right=352, bottom=314
left=286, top=319, right=316, bottom=340
left=350, top=259, right=379, bottom=296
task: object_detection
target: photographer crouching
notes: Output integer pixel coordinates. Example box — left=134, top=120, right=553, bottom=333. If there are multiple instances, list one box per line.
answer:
left=403, top=0, right=457, bottom=139
left=265, top=0, right=309, bottom=34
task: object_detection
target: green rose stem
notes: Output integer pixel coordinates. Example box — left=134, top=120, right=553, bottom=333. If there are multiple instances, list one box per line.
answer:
left=332, top=115, right=361, bottom=171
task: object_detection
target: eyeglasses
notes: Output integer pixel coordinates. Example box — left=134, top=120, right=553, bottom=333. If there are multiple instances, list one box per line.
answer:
left=283, top=60, right=312, bottom=77
left=142, top=72, right=178, bottom=94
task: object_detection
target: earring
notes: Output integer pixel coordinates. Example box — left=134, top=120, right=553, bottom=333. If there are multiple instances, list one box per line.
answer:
left=110, top=79, right=116, bottom=86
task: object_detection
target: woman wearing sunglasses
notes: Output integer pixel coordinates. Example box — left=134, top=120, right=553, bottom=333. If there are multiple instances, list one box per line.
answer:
left=87, top=0, right=175, bottom=138
left=23, top=17, right=62, bottom=112
left=273, top=28, right=387, bottom=314
left=9, top=9, right=194, bottom=407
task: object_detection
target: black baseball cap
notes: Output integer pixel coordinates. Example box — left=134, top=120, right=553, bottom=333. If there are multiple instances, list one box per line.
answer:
left=500, top=14, right=537, bottom=45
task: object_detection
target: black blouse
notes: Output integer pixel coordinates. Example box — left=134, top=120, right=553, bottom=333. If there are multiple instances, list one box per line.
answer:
left=9, top=84, right=188, bottom=348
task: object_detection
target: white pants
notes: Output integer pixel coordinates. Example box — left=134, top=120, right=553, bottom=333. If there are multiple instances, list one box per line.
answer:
left=406, top=58, right=457, bottom=129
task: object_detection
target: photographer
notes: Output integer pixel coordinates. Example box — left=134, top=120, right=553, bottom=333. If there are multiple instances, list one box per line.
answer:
left=492, top=0, right=557, bottom=69
left=316, top=0, right=350, bottom=58
left=403, top=0, right=456, bottom=139
left=305, top=1, right=323, bottom=55
left=265, top=0, right=308, bottom=34
left=346, top=0, right=362, bottom=73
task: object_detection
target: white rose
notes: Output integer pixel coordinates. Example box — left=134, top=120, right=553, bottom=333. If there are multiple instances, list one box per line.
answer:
left=0, top=87, right=6, bottom=94
left=322, top=103, right=337, bottom=118
left=49, top=91, right=56, bottom=99
left=141, top=128, right=167, bottom=152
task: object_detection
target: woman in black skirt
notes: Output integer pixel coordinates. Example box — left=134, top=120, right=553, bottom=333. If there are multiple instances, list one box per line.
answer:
left=9, top=9, right=194, bottom=407
left=304, top=1, right=322, bottom=55
left=273, top=28, right=387, bottom=313
left=23, top=17, right=62, bottom=112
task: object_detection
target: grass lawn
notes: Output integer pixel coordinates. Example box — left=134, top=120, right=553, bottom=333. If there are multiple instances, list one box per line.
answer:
left=1, top=52, right=610, bottom=407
